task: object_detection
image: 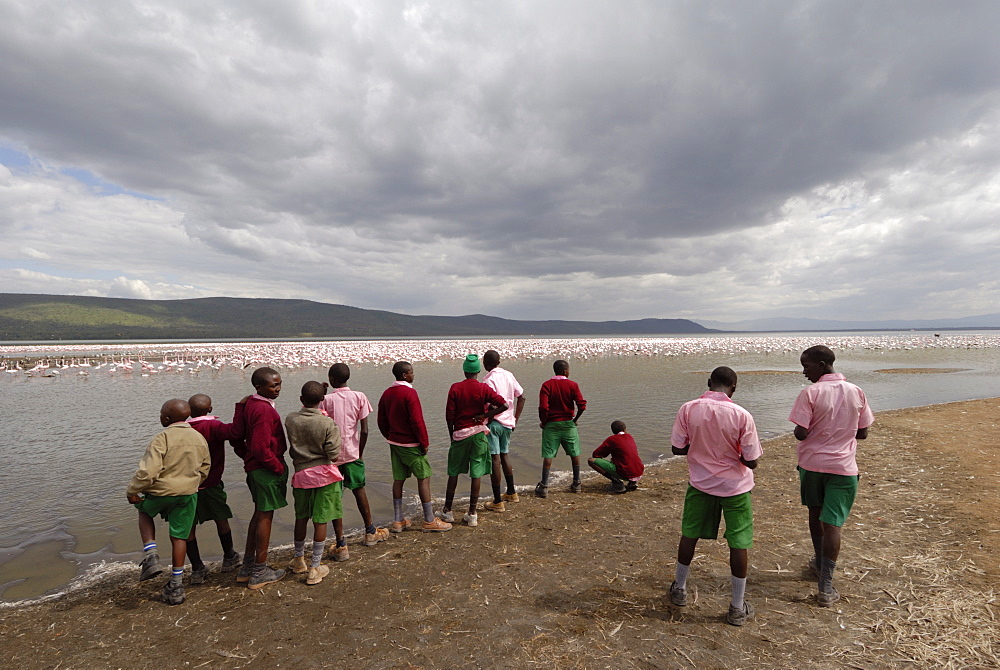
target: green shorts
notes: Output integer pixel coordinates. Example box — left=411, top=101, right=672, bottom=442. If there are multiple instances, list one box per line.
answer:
left=195, top=483, right=234, bottom=524
left=390, top=444, right=433, bottom=481
left=340, top=459, right=366, bottom=490
left=680, top=485, right=754, bottom=550
left=541, top=420, right=580, bottom=459
left=486, top=421, right=513, bottom=455
left=448, top=433, right=492, bottom=478
left=137, top=493, right=198, bottom=539
left=592, top=457, right=619, bottom=478
left=798, top=467, right=859, bottom=527
left=293, top=481, right=343, bottom=523
left=246, top=468, right=289, bottom=512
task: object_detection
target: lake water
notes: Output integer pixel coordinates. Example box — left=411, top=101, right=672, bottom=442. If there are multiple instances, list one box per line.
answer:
left=3, top=332, right=1000, bottom=603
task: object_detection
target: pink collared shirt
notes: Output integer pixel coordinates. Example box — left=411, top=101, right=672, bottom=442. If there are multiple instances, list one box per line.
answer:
left=320, top=387, right=373, bottom=465
left=482, top=367, right=523, bottom=429
left=671, top=391, right=762, bottom=497
left=789, top=373, right=874, bottom=476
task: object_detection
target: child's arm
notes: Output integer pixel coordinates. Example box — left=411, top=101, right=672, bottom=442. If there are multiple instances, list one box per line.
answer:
left=572, top=386, right=587, bottom=424
left=408, top=393, right=430, bottom=453
left=126, top=433, right=168, bottom=500
left=245, top=403, right=286, bottom=475
left=324, top=421, right=342, bottom=463
left=358, top=416, right=369, bottom=458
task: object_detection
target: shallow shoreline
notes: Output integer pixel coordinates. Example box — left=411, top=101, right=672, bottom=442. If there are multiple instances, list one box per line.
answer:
left=2, top=398, right=999, bottom=668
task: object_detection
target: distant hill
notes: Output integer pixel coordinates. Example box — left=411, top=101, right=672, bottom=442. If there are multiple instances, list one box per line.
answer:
left=696, top=315, right=1000, bottom=332
left=0, top=294, right=715, bottom=340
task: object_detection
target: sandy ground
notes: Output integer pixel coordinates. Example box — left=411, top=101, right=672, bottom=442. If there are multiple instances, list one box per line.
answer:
left=2, top=398, right=998, bottom=669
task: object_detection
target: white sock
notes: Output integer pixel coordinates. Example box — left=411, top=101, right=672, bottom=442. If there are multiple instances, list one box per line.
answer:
left=675, top=562, right=690, bottom=589
left=731, top=576, right=747, bottom=609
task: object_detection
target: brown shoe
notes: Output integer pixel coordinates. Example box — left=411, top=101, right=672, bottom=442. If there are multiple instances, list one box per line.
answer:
left=362, top=527, right=390, bottom=546
left=421, top=518, right=453, bottom=532
left=389, top=518, right=412, bottom=533
left=287, top=555, right=308, bottom=574
left=483, top=500, right=506, bottom=513
left=501, top=492, right=520, bottom=503
left=306, top=564, right=330, bottom=586
left=330, top=545, right=349, bottom=562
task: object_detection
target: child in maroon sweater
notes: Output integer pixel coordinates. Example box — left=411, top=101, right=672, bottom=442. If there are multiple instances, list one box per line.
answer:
left=588, top=421, right=645, bottom=494
left=184, top=393, right=244, bottom=582
left=232, top=367, right=288, bottom=589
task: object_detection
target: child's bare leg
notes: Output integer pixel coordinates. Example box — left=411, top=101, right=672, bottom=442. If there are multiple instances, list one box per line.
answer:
left=490, top=455, right=503, bottom=502
left=540, top=457, right=553, bottom=486
left=444, top=475, right=459, bottom=512
left=243, top=513, right=259, bottom=562
left=469, top=476, right=481, bottom=515
left=213, top=518, right=237, bottom=559
left=673, top=535, right=698, bottom=592
left=417, top=476, right=435, bottom=523
left=587, top=457, right=608, bottom=478
left=313, top=520, right=328, bottom=545
left=332, top=518, right=345, bottom=543
left=138, top=511, right=156, bottom=545
left=253, top=510, right=274, bottom=564
left=351, top=487, right=376, bottom=529
left=170, top=536, right=187, bottom=572
left=807, top=506, right=824, bottom=563
left=294, top=517, right=309, bottom=543
left=821, top=522, right=842, bottom=562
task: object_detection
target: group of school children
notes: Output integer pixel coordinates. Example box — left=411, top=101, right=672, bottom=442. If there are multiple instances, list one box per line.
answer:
left=126, top=345, right=871, bottom=629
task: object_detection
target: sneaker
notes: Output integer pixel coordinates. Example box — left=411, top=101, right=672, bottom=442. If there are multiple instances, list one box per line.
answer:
left=462, top=513, right=478, bottom=527
left=221, top=552, right=242, bottom=572
left=189, top=565, right=208, bottom=585
left=161, top=580, right=185, bottom=605
left=235, top=563, right=253, bottom=583
left=248, top=566, right=286, bottom=590
left=139, top=553, right=163, bottom=582
left=438, top=510, right=455, bottom=523
left=569, top=481, right=582, bottom=493
left=362, top=527, right=390, bottom=546
left=421, top=518, right=453, bottom=533
left=288, top=554, right=309, bottom=574
left=502, top=492, right=520, bottom=503
left=306, top=564, right=330, bottom=586
left=625, top=481, right=639, bottom=492
left=534, top=483, right=548, bottom=498
left=610, top=479, right=627, bottom=494
left=726, top=600, right=755, bottom=626
left=669, top=581, right=688, bottom=607
left=389, top=518, right=412, bottom=533
left=483, top=500, right=506, bottom=512
left=817, top=587, right=841, bottom=607
left=330, top=545, right=349, bottom=562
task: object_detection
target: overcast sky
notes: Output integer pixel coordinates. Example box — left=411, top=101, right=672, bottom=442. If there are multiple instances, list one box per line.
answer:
left=1, top=1, right=999, bottom=323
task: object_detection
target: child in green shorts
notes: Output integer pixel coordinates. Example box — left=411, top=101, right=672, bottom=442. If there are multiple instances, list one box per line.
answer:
left=285, top=381, right=342, bottom=585
left=440, top=355, right=507, bottom=527
left=126, top=399, right=210, bottom=605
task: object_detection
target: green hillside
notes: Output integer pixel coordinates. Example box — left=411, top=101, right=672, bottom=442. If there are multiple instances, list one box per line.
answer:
left=0, top=294, right=715, bottom=340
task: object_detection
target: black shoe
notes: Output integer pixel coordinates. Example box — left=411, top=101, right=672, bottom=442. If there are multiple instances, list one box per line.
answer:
left=161, top=580, right=185, bottom=605
left=534, top=482, right=548, bottom=498
left=139, top=553, right=163, bottom=582
left=610, top=479, right=627, bottom=494
left=625, top=481, right=638, bottom=492
left=569, top=481, right=582, bottom=493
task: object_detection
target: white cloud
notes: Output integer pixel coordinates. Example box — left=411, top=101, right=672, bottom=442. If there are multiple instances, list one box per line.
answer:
left=1, top=1, right=999, bottom=322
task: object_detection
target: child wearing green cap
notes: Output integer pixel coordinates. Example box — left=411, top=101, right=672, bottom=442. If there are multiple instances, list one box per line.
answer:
left=440, top=354, right=508, bottom=527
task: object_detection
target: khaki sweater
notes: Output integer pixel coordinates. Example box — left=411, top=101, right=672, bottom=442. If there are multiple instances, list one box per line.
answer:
left=126, top=423, right=210, bottom=497
left=285, top=407, right=342, bottom=472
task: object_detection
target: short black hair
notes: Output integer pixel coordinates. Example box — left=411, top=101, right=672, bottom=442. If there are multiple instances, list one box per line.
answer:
left=710, top=366, right=738, bottom=387
left=328, top=363, right=350, bottom=384
left=392, top=361, right=412, bottom=380
left=553, top=359, right=569, bottom=375
left=802, top=345, right=836, bottom=365
left=483, top=350, right=500, bottom=369
left=300, top=381, right=326, bottom=404
left=251, top=366, right=279, bottom=387
left=611, top=420, right=626, bottom=433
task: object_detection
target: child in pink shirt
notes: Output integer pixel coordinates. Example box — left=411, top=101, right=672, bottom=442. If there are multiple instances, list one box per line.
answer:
left=669, top=366, right=762, bottom=627
left=790, top=345, right=874, bottom=608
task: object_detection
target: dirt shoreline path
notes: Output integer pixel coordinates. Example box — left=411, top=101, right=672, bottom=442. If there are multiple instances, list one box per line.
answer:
left=3, top=399, right=999, bottom=669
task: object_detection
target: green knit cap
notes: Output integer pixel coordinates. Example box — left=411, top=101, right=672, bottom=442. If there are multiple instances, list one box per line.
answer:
left=462, top=354, right=481, bottom=374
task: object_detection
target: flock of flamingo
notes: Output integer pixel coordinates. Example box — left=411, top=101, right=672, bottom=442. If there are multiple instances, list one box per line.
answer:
left=1, top=333, right=997, bottom=378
